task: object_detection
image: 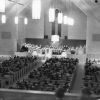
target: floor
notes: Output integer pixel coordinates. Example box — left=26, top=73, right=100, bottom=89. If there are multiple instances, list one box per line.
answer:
left=71, top=64, right=85, bottom=93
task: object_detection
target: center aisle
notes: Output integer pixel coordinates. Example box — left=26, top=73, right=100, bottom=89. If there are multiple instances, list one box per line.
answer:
left=71, top=64, right=85, bottom=93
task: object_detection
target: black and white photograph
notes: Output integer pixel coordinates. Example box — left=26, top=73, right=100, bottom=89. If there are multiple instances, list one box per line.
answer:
left=0, top=0, right=100, bottom=100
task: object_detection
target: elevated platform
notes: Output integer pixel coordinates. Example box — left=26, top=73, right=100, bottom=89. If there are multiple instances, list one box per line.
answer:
left=0, top=88, right=100, bottom=100
left=0, top=89, right=80, bottom=100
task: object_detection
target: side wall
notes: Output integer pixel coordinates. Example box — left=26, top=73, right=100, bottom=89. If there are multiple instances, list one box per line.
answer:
left=68, top=3, right=87, bottom=40
left=86, top=17, right=100, bottom=54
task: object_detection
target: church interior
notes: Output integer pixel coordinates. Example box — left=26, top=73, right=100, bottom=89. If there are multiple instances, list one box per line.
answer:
left=0, top=0, right=100, bottom=100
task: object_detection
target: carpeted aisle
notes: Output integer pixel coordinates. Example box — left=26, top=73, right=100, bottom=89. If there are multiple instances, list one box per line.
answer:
left=71, top=64, right=85, bottom=93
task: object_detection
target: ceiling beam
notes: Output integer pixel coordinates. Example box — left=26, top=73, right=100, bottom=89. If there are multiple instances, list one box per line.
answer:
left=71, top=0, right=100, bottom=23
left=17, top=0, right=32, bottom=15
left=7, top=0, right=32, bottom=16
left=8, top=0, right=24, bottom=6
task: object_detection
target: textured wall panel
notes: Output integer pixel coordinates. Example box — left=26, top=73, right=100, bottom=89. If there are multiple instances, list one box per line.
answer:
left=1, top=32, right=11, bottom=39
left=92, top=34, right=100, bottom=41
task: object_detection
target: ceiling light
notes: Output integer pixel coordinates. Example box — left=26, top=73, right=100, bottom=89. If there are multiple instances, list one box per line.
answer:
left=15, top=16, right=18, bottom=24
left=49, top=8, right=55, bottom=22
left=0, top=0, right=5, bottom=12
left=32, top=0, right=41, bottom=19
left=24, top=17, right=28, bottom=25
left=58, top=12, right=63, bottom=24
left=63, top=15, right=68, bottom=24
left=1, top=14, right=6, bottom=24
left=68, top=17, right=74, bottom=26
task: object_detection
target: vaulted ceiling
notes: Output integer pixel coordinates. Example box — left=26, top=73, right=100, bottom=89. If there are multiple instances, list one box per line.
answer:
left=4, top=0, right=100, bottom=22
left=71, top=0, right=100, bottom=22
left=5, top=0, right=32, bottom=16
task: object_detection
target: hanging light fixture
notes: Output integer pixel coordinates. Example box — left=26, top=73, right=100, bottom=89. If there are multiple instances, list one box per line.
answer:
left=67, top=0, right=74, bottom=26
left=32, top=0, right=41, bottom=19
left=0, top=0, right=5, bottom=12
left=58, top=12, right=63, bottom=24
left=1, top=14, right=6, bottom=24
left=63, top=15, right=68, bottom=25
left=63, top=16, right=74, bottom=26
left=68, top=17, right=74, bottom=26
left=15, top=16, right=19, bottom=24
left=24, top=17, right=28, bottom=25
left=49, top=8, right=55, bottom=22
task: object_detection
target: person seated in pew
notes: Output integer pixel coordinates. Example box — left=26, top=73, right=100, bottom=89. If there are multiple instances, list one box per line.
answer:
left=80, top=88, right=96, bottom=100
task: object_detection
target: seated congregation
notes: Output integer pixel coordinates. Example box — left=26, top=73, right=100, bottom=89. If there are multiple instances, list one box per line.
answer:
left=83, top=59, right=100, bottom=95
left=0, top=56, right=38, bottom=88
left=9, top=57, right=78, bottom=92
